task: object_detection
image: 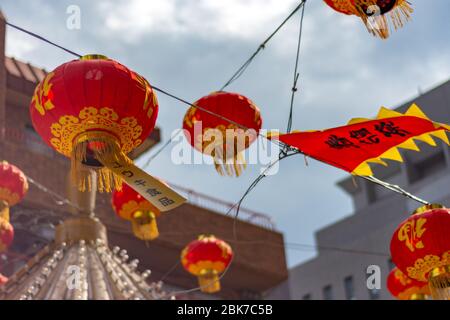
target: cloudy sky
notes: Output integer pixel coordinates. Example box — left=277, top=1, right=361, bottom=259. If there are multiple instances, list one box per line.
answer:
left=2, top=0, right=450, bottom=267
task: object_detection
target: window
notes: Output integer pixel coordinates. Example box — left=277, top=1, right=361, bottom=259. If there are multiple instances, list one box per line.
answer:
left=344, top=276, right=355, bottom=300
left=408, top=151, right=447, bottom=183
left=323, top=285, right=333, bottom=300
left=302, top=293, right=311, bottom=300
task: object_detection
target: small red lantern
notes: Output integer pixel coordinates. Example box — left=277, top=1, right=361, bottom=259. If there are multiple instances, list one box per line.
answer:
left=390, top=204, right=450, bottom=300
left=183, top=92, right=262, bottom=177
left=0, top=217, right=14, bottom=253
left=0, top=161, right=28, bottom=221
left=30, top=54, right=159, bottom=193
left=323, top=0, right=413, bottom=39
left=387, top=267, right=430, bottom=300
left=181, top=235, right=233, bottom=293
left=112, top=183, right=161, bottom=241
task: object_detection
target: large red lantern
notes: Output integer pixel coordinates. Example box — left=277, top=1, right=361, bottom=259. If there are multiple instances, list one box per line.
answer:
left=181, top=235, right=233, bottom=293
left=30, top=54, right=158, bottom=193
left=387, top=267, right=430, bottom=300
left=0, top=217, right=14, bottom=253
left=0, top=161, right=28, bottom=222
left=390, top=204, right=450, bottom=300
left=112, top=183, right=161, bottom=241
left=183, top=92, right=262, bottom=177
left=324, top=0, right=413, bottom=39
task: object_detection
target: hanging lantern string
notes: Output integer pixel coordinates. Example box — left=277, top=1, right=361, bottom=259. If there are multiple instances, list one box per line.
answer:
left=5, top=17, right=434, bottom=296
left=286, top=1, right=306, bottom=134
left=361, top=175, right=430, bottom=205
left=25, top=175, right=82, bottom=212
left=219, top=0, right=307, bottom=91
left=4, top=16, right=434, bottom=206
left=5, top=22, right=82, bottom=58
left=142, top=128, right=183, bottom=168
left=160, top=151, right=297, bottom=299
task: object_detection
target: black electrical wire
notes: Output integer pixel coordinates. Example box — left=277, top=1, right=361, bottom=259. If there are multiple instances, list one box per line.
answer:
left=286, top=1, right=307, bottom=134
left=5, top=22, right=82, bottom=58
left=220, top=0, right=307, bottom=91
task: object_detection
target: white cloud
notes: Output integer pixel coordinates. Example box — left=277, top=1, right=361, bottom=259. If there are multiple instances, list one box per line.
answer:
left=97, top=0, right=300, bottom=43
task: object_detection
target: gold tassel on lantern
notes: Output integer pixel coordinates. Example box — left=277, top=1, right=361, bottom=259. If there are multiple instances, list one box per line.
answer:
left=353, top=0, right=413, bottom=39
left=198, top=269, right=221, bottom=293
left=131, top=210, right=159, bottom=241
left=428, top=266, right=450, bottom=300
left=0, top=201, right=9, bottom=222
left=71, top=131, right=132, bottom=192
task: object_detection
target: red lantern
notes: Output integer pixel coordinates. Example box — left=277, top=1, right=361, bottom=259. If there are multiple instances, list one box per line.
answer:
left=324, top=0, right=357, bottom=15
left=390, top=204, right=450, bottom=300
left=0, top=217, right=14, bottom=253
left=387, top=267, right=430, bottom=300
left=324, top=0, right=413, bottom=39
left=0, top=161, right=28, bottom=222
left=181, top=235, right=233, bottom=293
left=112, top=183, right=161, bottom=241
left=30, top=54, right=159, bottom=193
left=0, top=273, right=7, bottom=286
left=183, top=92, right=262, bottom=177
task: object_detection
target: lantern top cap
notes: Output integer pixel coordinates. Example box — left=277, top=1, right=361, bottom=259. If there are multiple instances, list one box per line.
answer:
left=412, top=204, right=445, bottom=216
left=80, top=54, right=109, bottom=61
left=198, top=234, right=216, bottom=240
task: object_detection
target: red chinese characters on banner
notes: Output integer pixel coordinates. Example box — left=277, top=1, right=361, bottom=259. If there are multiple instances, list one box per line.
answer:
left=273, top=105, right=450, bottom=176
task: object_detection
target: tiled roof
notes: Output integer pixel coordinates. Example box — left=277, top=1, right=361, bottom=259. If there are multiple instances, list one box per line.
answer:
left=5, top=56, right=47, bottom=83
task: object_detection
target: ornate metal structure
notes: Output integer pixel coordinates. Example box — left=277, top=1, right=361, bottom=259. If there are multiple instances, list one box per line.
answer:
left=0, top=172, right=173, bottom=300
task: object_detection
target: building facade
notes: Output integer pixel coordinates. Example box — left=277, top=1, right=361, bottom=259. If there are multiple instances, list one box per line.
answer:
left=0, top=11, right=288, bottom=299
left=286, top=80, right=450, bottom=300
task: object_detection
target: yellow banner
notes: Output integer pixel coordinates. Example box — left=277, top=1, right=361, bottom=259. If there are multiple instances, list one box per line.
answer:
left=105, top=160, right=187, bottom=212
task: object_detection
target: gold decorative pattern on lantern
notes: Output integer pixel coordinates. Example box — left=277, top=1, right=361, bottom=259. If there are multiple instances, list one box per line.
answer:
left=50, top=107, right=143, bottom=157
left=398, top=217, right=427, bottom=252
left=0, top=188, right=20, bottom=206
left=182, top=259, right=227, bottom=276
left=406, top=251, right=450, bottom=282
left=133, top=72, right=157, bottom=119
left=118, top=200, right=160, bottom=221
left=31, top=72, right=55, bottom=116
left=394, top=268, right=412, bottom=286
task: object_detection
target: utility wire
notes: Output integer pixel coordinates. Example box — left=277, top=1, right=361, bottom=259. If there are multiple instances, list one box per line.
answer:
left=5, top=22, right=82, bottom=58
left=286, top=1, right=306, bottom=134
left=220, top=0, right=307, bottom=91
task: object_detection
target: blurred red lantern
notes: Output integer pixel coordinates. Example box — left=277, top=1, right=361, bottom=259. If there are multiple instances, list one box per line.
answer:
left=183, top=92, right=262, bottom=177
left=112, top=183, right=161, bottom=241
left=387, top=267, right=430, bottom=300
left=0, top=161, right=28, bottom=222
left=181, top=235, right=233, bottom=293
left=30, top=54, right=159, bottom=193
left=0, top=273, right=7, bottom=286
left=390, top=204, right=450, bottom=300
left=0, top=217, right=14, bottom=253
left=323, top=0, right=413, bottom=39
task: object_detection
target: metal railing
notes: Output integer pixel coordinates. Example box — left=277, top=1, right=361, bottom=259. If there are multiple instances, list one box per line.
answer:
left=169, top=183, right=276, bottom=230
